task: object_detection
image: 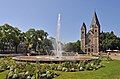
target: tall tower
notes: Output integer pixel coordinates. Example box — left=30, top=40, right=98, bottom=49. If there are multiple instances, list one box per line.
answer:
left=81, top=22, right=86, bottom=53
left=90, top=11, right=100, bottom=53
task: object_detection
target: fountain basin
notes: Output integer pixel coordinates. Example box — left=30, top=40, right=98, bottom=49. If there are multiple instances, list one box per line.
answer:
left=13, top=56, right=98, bottom=63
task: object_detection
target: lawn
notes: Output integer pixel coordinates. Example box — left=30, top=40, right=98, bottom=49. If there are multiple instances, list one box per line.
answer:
left=54, top=60, right=120, bottom=79
left=0, top=70, right=9, bottom=79
left=0, top=60, right=120, bottom=79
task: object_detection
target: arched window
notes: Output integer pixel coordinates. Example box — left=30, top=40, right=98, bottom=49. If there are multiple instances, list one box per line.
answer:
left=88, top=48, right=90, bottom=52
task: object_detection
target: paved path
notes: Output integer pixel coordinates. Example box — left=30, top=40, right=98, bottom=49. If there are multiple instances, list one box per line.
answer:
left=110, top=54, right=120, bottom=60
left=92, top=53, right=120, bottom=60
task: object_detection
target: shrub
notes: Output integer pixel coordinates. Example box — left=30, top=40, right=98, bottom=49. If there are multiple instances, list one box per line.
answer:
left=98, top=56, right=112, bottom=61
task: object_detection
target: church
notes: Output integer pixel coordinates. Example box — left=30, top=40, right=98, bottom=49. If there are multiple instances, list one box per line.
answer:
left=81, top=11, right=100, bottom=53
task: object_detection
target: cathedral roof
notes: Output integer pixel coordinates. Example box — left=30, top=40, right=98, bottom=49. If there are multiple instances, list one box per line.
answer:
left=91, top=11, right=100, bottom=27
left=81, top=22, right=86, bottom=30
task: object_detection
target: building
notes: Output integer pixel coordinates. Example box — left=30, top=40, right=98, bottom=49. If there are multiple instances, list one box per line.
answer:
left=81, top=11, right=100, bottom=53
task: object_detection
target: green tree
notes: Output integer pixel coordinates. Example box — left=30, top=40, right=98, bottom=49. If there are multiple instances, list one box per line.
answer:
left=0, top=24, right=21, bottom=53
left=100, top=31, right=120, bottom=51
left=63, top=40, right=81, bottom=53
left=24, top=28, right=49, bottom=54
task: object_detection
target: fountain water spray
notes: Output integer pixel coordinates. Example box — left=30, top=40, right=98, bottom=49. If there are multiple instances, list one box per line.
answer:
left=50, top=14, right=76, bottom=57
left=56, top=13, right=62, bottom=58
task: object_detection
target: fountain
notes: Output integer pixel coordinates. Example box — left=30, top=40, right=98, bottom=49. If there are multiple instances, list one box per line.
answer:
left=50, top=14, right=76, bottom=57
left=12, top=14, right=98, bottom=63
left=56, top=13, right=62, bottom=58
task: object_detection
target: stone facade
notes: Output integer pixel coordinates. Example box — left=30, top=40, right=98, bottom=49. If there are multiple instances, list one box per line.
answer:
left=81, top=11, right=100, bottom=53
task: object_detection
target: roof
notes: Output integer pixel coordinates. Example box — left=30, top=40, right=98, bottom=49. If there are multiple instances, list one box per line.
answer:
left=91, top=11, right=100, bottom=27
left=81, top=22, right=86, bottom=30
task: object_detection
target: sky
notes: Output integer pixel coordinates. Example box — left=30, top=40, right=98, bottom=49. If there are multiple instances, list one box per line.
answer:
left=0, top=0, right=120, bottom=43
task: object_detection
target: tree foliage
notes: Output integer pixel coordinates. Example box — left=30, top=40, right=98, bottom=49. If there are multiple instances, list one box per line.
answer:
left=100, top=31, right=120, bottom=51
left=24, top=28, right=53, bottom=54
left=0, top=24, right=21, bottom=53
left=0, top=24, right=53, bottom=54
left=63, top=40, right=81, bottom=53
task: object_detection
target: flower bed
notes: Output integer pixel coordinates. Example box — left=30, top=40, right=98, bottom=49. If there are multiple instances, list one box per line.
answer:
left=6, top=62, right=59, bottom=79
left=0, top=57, right=103, bottom=79
left=51, top=60, right=102, bottom=72
left=0, top=58, right=12, bottom=72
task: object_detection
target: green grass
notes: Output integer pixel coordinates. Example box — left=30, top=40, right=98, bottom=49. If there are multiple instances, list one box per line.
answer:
left=54, top=60, right=120, bottom=79
left=1, top=60, right=120, bottom=79
left=0, top=70, right=9, bottom=79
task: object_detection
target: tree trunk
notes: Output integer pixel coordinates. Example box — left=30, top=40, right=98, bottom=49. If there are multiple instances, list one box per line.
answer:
left=15, top=45, right=18, bottom=54
left=3, top=42, right=5, bottom=53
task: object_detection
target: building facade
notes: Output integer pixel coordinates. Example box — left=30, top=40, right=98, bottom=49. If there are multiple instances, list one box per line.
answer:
left=81, top=11, right=100, bottom=53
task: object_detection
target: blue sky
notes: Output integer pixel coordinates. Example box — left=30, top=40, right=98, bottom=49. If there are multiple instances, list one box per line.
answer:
left=0, top=0, right=120, bottom=43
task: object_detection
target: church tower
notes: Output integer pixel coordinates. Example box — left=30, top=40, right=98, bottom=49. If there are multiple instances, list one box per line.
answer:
left=81, top=11, right=100, bottom=53
left=81, top=22, right=86, bottom=53
left=90, top=11, right=100, bottom=53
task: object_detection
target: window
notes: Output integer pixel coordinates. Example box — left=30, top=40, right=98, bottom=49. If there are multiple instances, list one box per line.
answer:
left=89, top=40, right=91, bottom=42
left=91, top=49, right=93, bottom=52
left=82, top=31, right=84, bottom=34
left=95, top=30, right=97, bottom=32
left=88, top=48, right=90, bottom=52
left=85, top=49, right=87, bottom=52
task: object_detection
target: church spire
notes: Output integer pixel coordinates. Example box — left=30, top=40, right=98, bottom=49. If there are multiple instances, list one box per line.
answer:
left=91, top=11, right=100, bottom=27
left=81, top=22, right=86, bottom=30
